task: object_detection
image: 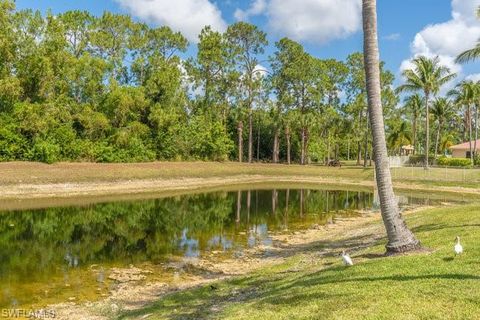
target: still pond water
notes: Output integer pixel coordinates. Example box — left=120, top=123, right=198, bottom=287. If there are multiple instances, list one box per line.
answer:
left=0, top=187, right=457, bottom=308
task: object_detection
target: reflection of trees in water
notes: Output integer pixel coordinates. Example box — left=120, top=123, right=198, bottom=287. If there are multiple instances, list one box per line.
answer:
left=0, top=189, right=378, bottom=282
left=0, top=193, right=234, bottom=279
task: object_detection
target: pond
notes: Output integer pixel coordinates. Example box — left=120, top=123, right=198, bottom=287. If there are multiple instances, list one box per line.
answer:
left=0, top=187, right=461, bottom=309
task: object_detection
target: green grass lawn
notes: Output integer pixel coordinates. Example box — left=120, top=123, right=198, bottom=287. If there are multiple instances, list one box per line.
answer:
left=120, top=204, right=480, bottom=320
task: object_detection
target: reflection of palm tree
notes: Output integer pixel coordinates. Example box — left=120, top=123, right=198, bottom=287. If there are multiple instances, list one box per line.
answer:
left=236, top=191, right=242, bottom=224
left=283, top=189, right=289, bottom=231
left=397, top=56, right=456, bottom=169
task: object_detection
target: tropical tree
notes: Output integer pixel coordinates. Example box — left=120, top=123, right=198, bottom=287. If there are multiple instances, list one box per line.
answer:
left=397, top=56, right=456, bottom=168
left=403, top=94, right=423, bottom=154
left=431, top=98, right=455, bottom=158
left=387, top=121, right=411, bottom=155
left=226, top=22, right=268, bottom=163
left=362, top=0, right=420, bottom=254
left=448, top=81, right=477, bottom=164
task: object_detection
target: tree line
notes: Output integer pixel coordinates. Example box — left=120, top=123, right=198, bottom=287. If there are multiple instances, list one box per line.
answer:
left=0, top=1, right=477, bottom=164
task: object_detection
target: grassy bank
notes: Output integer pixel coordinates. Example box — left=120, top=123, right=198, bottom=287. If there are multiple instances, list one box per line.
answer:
left=1, top=162, right=480, bottom=209
left=120, top=204, right=480, bottom=320
left=0, top=162, right=373, bottom=185
left=2, top=161, right=480, bottom=186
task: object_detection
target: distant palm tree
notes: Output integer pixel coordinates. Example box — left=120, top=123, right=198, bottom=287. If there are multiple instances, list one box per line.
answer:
left=387, top=121, right=412, bottom=155
left=431, top=98, right=455, bottom=158
left=397, top=56, right=456, bottom=169
left=456, top=6, right=480, bottom=64
left=362, top=0, right=419, bottom=254
left=404, top=94, right=423, bottom=154
left=440, top=133, right=456, bottom=155
left=449, top=81, right=477, bottom=164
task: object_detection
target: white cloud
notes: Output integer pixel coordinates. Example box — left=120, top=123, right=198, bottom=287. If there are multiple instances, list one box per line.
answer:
left=400, top=0, right=480, bottom=87
left=233, top=0, right=361, bottom=44
left=234, top=0, right=267, bottom=21
left=115, top=0, right=227, bottom=43
left=267, top=0, right=362, bottom=44
left=465, top=73, right=480, bottom=82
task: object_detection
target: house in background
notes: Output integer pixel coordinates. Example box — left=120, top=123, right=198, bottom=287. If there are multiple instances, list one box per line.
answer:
left=449, top=139, right=480, bottom=158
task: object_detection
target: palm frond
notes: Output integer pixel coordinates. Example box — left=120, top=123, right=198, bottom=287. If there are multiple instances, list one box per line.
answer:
left=456, top=44, right=480, bottom=64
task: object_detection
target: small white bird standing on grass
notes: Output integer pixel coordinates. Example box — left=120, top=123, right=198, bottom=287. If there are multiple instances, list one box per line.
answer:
left=341, top=251, right=354, bottom=266
left=454, top=236, right=463, bottom=255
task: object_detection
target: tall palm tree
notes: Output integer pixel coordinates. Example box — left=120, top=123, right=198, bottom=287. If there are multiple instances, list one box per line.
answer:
left=397, top=56, right=456, bottom=169
left=449, top=81, right=476, bottom=164
left=456, top=6, right=480, bottom=64
left=362, top=0, right=420, bottom=254
left=431, top=98, right=454, bottom=158
left=404, top=94, right=423, bottom=154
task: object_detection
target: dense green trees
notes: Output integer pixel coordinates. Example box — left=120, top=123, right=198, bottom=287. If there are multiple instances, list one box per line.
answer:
left=0, top=1, right=476, bottom=164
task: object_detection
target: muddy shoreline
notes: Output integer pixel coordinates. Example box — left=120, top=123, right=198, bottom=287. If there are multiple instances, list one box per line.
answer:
left=48, top=208, right=390, bottom=320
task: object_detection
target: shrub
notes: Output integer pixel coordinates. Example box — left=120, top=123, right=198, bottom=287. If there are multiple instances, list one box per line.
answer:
left=32, top=139, right=61, bottom=164
left=408, top=154, right=435, bottom=166
left=437, top=157, right=472, bottom=167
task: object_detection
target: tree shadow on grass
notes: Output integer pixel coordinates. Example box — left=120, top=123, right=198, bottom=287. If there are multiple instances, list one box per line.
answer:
left=119, top=270, right=480, bottom=320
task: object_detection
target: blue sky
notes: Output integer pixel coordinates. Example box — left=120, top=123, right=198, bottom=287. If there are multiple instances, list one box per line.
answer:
left=15, top=0, right=480, bottom=86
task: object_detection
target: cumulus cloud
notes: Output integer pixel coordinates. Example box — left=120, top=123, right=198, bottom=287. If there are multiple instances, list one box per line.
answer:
left=234, top=0, right=267, bottom=21
left=267, top=0, right=362, bottom=44
left=400, top=0, right=480, bottom=84
left=233, top=0, right=361, bottom=44
left=114, top=0, right=227, bottom=43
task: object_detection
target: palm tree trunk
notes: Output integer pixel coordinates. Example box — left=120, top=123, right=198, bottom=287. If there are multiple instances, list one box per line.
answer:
left=285, top=126, right=291, bottom=165
left=248, top=108, right=253, bottom=163
left=364, top=114, right=369, bottom=168
left=273, top=128, right=279, bottom=163
left=424, top=94, right=430, bottom=169
left=257, top=123, right=260, bottom=161
left=327, top=132, right=331, bottom=164
left=301, top=126, right=306, bottom=165
left=357, top=110, right=363, bottom=165
left=435, top=120, right=441, bottom=159
left=475, top=105, right=478, bottom=163
left=412, top=115, right=417, bottom=155
left=347, top=139, right=350, bottom=160
left=362, top=0, right=420, bottom=254
left=468, top=105, right=474, bottom=165
left=237, top=121, right=243, bottom=163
